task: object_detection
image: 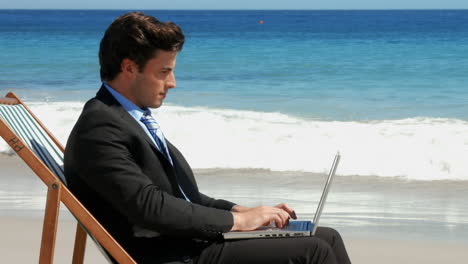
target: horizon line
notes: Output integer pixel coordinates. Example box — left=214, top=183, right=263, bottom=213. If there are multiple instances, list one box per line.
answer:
left=1, top=8, right=468, bottom=11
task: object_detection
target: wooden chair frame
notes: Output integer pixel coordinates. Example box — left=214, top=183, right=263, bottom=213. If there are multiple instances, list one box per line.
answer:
left=0, top=92, right=136, bottom=264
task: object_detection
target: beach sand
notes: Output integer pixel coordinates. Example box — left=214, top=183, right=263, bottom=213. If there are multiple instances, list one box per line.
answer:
left=1, top=154, right=468, bottom=263
left=0, top=216, right=467, bottom=263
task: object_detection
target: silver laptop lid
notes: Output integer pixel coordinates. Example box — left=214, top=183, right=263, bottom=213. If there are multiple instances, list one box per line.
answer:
left=312, top=152, right=341, bottom=235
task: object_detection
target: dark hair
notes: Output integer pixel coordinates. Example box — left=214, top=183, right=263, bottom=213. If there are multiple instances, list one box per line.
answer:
left=99, top=12, right=185, bottom=81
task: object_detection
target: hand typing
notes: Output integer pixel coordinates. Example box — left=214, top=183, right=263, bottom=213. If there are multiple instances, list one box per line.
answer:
left=230, top=203, right=297, bottom=231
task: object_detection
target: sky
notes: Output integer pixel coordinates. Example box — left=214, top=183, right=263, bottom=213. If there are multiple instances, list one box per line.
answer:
left=1, top=0, right=468, bottom=10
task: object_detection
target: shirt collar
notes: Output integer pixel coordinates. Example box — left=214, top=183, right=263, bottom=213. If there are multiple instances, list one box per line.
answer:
left=103, top=82, right=146, bottom=121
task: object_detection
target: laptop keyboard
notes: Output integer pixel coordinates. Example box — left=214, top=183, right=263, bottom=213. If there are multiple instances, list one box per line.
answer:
left=284, top=221, right=311, bottom=231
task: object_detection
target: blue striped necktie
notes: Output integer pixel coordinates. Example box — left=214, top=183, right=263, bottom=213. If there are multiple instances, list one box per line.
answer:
left=140, top=108, right=190, bottom=201
left=140, top=109, right=173, bottom=164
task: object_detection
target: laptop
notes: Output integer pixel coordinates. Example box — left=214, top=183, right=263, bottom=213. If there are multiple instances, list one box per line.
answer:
left=223, top=152, right=341, bottom=240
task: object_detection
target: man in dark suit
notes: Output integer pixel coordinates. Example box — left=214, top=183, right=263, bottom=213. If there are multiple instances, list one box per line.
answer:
left=64, top=12, right=351, bottom=264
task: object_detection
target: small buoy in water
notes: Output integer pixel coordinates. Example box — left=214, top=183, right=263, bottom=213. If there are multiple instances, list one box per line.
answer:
left=259, top=20, right=264, bottom=24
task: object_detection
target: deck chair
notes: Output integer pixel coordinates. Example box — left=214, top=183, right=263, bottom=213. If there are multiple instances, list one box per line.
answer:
left=0, top=92, right=136, bottom=264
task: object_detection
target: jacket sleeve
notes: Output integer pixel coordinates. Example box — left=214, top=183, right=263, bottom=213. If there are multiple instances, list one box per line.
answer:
left=69, top=109, right=234, bottom=239
left=198, top=192, right=236, bottom=211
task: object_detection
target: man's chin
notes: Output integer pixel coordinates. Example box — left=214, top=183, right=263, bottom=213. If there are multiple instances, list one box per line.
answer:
left=147, top=101, right=163, bottom=109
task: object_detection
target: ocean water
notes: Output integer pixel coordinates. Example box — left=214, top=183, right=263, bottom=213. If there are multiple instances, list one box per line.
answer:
left=1, top=10, right=468, bottom=181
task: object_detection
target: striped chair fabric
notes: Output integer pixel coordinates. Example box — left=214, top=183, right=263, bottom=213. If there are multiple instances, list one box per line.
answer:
left=0, top=104, right=66, bottom=184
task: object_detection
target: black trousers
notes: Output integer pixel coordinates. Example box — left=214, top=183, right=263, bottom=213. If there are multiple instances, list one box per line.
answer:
left=193, top=227, right=351, bottom=264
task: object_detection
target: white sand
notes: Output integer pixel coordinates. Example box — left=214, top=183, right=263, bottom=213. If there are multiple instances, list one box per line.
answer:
left=0, top=216, right=107, bottom=263
left=1, top=154, right=468, bottom=263
left=0, top=216, right=467, bottom=264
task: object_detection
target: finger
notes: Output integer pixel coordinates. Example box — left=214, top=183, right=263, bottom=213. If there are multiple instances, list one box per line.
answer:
left=273, top=215, right=284, bottom=228
left=279, top=210, right=289, bottom=227
left=264, top=208, right=283, bottom=228
left=281, top=210, right=291, bottom=226
left=275, top=203, right=297, bottom=219
left=291, top=210, right=297, bottom=219
left=274, top=209, right=290, bottom=228
left=281, top=204, right=296, bottom=223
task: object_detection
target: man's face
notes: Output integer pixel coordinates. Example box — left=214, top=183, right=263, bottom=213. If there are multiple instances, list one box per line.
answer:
left=129, top=50, right=177, bottom=109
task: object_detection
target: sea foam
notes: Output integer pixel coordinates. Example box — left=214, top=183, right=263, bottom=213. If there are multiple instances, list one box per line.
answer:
left=1, top=101, right=468, bottom=181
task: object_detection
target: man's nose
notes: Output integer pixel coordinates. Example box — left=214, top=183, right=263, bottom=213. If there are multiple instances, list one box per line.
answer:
left=167, top=72, right=176, bottom=89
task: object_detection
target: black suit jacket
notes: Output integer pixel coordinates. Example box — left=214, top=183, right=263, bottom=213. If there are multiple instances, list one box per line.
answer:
left=64, top=86, right=235, bottom=263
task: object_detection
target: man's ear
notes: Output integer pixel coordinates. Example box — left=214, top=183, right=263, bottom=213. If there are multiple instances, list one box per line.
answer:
left=121, top=58, right=138, bottom=78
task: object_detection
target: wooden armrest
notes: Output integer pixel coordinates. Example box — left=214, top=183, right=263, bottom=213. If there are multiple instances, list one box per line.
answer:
left=0, top=97, right=19, bottom=105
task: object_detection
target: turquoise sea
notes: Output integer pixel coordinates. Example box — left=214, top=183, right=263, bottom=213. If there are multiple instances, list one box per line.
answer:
left=1, top=9, right=468, bottom=180
left=1, top=10, right=468, bottom=120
